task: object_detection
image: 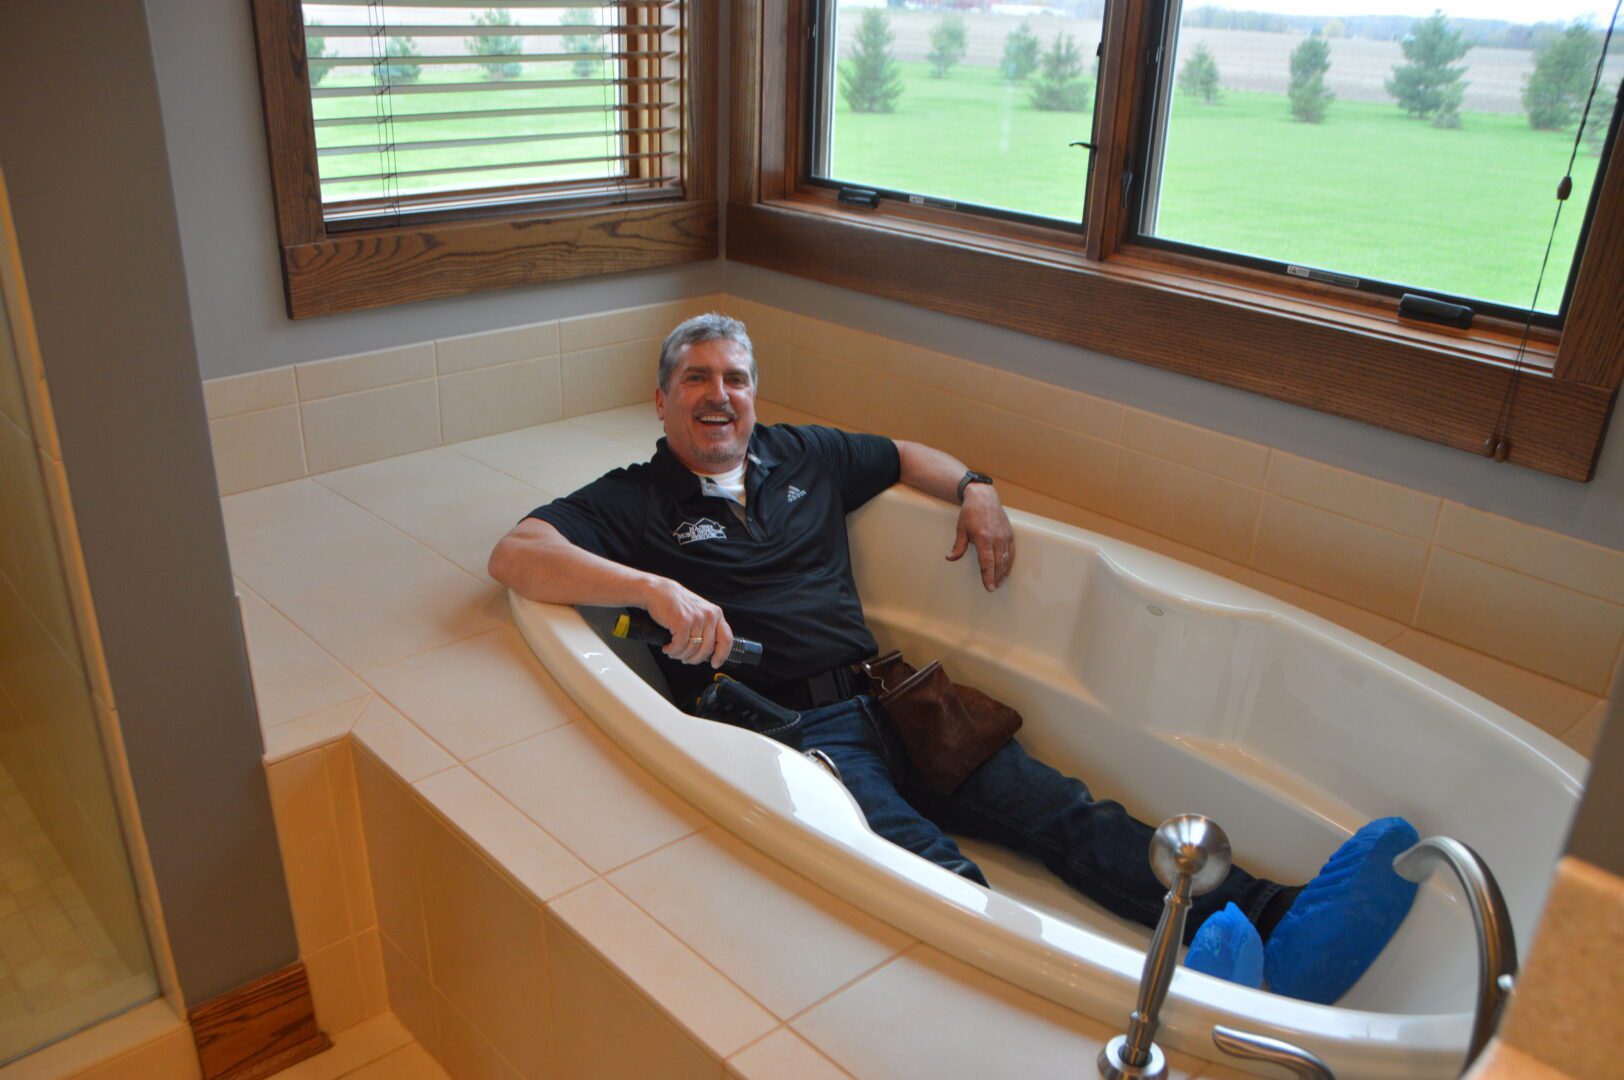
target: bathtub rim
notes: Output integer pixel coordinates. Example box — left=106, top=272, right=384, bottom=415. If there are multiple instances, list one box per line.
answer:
left=509, top=488, right=1585, bottom=1079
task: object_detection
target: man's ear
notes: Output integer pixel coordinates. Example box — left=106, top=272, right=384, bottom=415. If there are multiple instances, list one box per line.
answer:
left=654, top=386, right=666, bottom=420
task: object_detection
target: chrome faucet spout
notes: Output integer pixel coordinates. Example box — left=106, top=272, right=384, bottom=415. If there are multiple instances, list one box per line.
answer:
left=1098, top=815, right=1231, bottom=1080
left=1392, top=836, right=1518, bottom=1075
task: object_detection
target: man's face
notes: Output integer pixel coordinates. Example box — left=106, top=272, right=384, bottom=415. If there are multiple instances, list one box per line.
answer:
left=655, top=339, right=757, bottom=473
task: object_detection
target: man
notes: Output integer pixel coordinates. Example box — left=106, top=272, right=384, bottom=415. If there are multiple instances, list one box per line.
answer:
left=490, top=314, right=1417, bottom=1005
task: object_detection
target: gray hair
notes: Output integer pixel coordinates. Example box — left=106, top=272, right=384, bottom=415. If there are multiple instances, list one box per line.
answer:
left=657, top=313, right=756, bottom=392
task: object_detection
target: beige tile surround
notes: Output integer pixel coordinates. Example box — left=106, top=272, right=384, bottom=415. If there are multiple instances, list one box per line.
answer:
left=229, top=393, right=1615, bottom=1076
left=210, top=295, right=1624, bottom=718
left=204, top=298, right=715, bottom=495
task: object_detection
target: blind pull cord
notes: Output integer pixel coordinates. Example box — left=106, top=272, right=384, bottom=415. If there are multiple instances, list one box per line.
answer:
left=366, top=0, right=402, bottom=222
left=1487, top=0, right=1620, bottom=463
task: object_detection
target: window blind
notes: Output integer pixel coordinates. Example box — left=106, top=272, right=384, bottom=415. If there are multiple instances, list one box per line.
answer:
left=301, top=0, right=684, bottom=224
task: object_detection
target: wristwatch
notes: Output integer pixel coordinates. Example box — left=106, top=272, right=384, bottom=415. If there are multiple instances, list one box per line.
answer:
left=956, top=469, right=994, bottom=503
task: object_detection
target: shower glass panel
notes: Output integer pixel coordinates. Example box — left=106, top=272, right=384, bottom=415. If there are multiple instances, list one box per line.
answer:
left=0, top=257, right=158, bottom=1064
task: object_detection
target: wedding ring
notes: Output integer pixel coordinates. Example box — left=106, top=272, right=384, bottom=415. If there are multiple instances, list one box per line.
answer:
left=689, top=635, right=705, bottom=643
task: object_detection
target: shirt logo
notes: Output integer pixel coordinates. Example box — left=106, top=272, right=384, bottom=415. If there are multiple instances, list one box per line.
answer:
left=673, top=518, right=728, bottom=545
left=787, top=485, right=807, bottom=504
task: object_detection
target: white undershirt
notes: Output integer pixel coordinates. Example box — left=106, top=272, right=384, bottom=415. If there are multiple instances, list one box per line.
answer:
left=696, top=460, right=747, bottom=506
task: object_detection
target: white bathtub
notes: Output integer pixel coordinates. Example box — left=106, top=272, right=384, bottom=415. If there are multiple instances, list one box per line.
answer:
left=511, top=487, right=1585, bottom=1078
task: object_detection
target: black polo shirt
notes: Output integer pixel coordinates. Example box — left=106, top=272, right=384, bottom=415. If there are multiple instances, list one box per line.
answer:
left=526, top=423, right=901, bottom=706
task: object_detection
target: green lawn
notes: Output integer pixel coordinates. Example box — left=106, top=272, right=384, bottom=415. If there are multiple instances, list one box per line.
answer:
left=828, top=61, right=1599, bottom=311
left=314, top=59, right=1600, bottom=312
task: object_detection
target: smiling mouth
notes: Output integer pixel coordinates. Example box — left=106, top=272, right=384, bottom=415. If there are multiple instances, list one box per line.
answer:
left=694, top=413, right=735, bottom=427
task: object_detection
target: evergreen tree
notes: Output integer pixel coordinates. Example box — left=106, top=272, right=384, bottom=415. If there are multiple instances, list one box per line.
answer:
left=1385, top=11, right=1469, bottom=128
left=468, top=9, right=522, bottom=80
left=840, top=10, right=903, bottom=114
left=1029, top=33, right=1090, bottom=112
left=305, top=21, right=333, bottom=88
left=926, top=15, right=967, bottom=78
left=1177, top=42, right=1220, bottom=104
left=1584, top=84, right=1617, bottom=155
left=379, top=36, right=422, bottom=85
left=1002, top=21, right=1041, bottom=81
left=562, top=8, right=600, bottom=79
left=1523, top=22, right=1601, bottom=131
left=1288, top=35, right=1334, bottom=123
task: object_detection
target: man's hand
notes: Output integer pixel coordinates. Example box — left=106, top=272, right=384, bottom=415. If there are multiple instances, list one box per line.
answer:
left=643, top=578, right=736, bottom=668
left=946, top=485, right=1015, bottom=591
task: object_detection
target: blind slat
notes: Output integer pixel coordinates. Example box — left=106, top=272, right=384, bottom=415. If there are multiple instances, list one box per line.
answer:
left=318, top=127, right=674, bottom=156
left=312, top=75, right=672, bottom=98
left=321, top=177, right=677, bottom=224
left=306, top=24, right=673, bottom=38
left=323, top=150, right=672, bottom=185
left=313, top=102, right=670, bottom=127
left=308, top=0, right=671, bottom=7
left=308, top=50, right=672, bottom=67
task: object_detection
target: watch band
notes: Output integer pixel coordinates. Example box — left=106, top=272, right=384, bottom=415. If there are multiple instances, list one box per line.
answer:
left=956, top=469, right=994, bottom=503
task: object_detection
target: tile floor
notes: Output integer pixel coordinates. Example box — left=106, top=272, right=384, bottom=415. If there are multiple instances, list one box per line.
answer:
left=273, top=1014, right=450, bottom=1080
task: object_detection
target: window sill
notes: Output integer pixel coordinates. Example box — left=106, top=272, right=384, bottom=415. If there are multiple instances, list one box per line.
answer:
left=726, top=197, right=1610, bottom=481
left=279, top=200, right=718, bottom=318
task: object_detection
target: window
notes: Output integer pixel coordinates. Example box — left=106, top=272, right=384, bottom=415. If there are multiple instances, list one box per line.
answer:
left=1135, top=0, right=1624, bottom=323
left=251, top=0, right=715, bottom=316
left=303, top=0, right=682, bottom=225
left=727, top=0, right=1624, bottom=481
left=809, top=3, right=1106, bottom=227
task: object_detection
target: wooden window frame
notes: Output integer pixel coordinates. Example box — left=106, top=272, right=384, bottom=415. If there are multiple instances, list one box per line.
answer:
left=250, top=0, right=718, bottom=319
left=727, top=0, right=1623, bottom=481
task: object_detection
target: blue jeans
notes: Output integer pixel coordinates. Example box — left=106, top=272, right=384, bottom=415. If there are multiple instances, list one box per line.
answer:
left=788, top=695, right=1291, bottom=942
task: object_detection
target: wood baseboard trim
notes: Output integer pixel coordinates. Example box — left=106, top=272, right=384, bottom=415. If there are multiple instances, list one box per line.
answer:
left=187, top=962, right=331, bottom=1080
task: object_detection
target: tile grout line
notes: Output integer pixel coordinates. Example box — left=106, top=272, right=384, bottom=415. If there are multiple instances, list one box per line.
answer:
left=205, top=398, right=300, bottom=424
left=721, top=1022, right=860, bottom=1078
left=411, top=742, right=606, bottom=897
left=1407, top=496, right=1450, bottom=627
left=781, top=943, right=920, bottom=1031
left=1244, top=449, right=1273, bottom=567
left=319, top=742, right=376, bottom=947
left=595, top=869, right=788, bottom=1037
left=424, top=966, right=527, bottom=1080
left=543, top=905, right=735, bottom=1069
left=447, top=730, right=666, bottom=897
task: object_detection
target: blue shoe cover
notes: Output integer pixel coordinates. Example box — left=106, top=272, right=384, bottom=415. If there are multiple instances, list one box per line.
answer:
left=1264, top=817, right=1421, bottom=1005
left=1186, top=902, right=1264, bottom=988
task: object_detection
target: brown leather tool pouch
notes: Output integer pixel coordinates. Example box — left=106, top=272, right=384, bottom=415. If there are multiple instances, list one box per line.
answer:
left=859, top=651, right=1022, bottom=795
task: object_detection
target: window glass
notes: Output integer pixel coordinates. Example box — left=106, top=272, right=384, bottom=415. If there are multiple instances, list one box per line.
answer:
left=301, top=2, right=679, bottom=219
left=812, top=1, right=1106, bottom=225
left=1140, top=1, right=1622, bottom=314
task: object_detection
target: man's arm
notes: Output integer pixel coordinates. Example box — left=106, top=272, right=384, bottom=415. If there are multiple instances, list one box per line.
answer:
left=489, top=519, right=735, bottom=667
left=893, top=439, right=1015, bottom=592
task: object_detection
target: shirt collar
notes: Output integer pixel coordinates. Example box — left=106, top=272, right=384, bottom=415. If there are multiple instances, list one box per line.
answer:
left=648, top=425, right=777, bottom=500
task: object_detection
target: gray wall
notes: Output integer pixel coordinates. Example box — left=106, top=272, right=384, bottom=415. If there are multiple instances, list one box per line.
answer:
left=0, top=2, right=300, bottom=1006
left=724, top=264, right=1624, bottom=551
left=145, top=0, right=722, bottom=380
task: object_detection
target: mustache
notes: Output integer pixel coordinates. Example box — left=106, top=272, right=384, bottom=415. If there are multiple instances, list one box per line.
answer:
left=691, top=407, right=737, bottom=420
